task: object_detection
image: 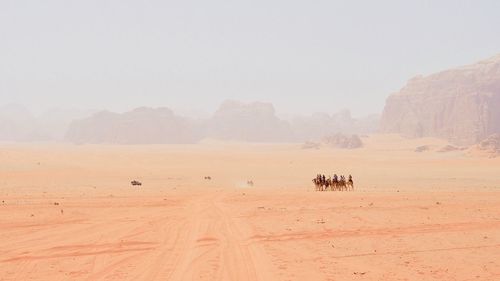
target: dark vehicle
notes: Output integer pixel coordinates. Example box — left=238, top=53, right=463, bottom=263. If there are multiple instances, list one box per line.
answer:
left=131, top=180, right=142, bottom=186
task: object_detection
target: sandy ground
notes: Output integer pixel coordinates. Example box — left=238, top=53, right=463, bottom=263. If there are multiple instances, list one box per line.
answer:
left=1, top=135, right=499, bottom=281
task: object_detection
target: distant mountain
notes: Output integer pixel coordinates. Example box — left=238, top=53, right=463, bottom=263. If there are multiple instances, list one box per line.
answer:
left=38, top=108, right=97, bottom=140
left=0, top=104, right=46, bottom=141
left=65, top=107, right=201, bottom=144
left=290, top=110, right=379, bottom=141
left=0, top=104, right=97, bottom=142
left=64, top=102, right=381, bottom=144
left=381, top=54, right=500, bottom=145
left=2, top=102, right=381, bottom=144
left=207, top=101, right=294, bottom=142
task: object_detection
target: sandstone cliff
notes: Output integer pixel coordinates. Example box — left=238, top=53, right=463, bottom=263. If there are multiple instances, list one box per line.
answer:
left=381, top=54, right=500, bottom=145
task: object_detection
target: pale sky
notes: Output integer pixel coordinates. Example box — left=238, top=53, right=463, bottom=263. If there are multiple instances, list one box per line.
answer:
left=1, top=0, right=499, bottom=117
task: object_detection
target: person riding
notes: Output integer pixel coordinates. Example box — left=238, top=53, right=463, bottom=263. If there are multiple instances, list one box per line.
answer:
left=333, top=174, right=338, bottom=182
left=322, top=175, right=326, bottom=183
left=348, top=175, right=352, bottom=182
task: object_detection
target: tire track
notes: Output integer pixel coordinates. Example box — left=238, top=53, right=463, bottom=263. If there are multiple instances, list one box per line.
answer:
left=249, top=221, right=500, bottom=242
left=166, top=192, right=265, bottom=281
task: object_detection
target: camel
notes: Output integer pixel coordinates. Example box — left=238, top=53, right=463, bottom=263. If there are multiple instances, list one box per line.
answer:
left=331, top=178, right=339, bottom=191
left=312, top=176, right=332, bottom=191
left=337, top=178, right=346, bottom=191
left=346, top=179, right=354, bottom=191
left=312, top=178, right=321, bottom=191
left=312, top=174, right=354, bottom=191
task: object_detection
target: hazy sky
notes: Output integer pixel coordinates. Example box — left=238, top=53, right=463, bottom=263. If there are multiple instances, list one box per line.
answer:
left=1, top=0, right=499, bottom=117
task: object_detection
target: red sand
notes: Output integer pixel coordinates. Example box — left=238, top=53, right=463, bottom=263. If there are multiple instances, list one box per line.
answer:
left=1, top=135, right=499, bottom=280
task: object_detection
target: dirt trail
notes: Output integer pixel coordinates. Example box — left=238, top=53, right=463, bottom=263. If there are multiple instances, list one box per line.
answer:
left=1, top=141, right=499, bottom=280
left=166, top=192, right=266, bottom=281
left=0, top=191, right=276, bottom=281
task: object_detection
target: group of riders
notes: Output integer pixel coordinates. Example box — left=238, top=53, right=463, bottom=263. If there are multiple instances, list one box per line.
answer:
left=312, top=174, right=354, bottom=191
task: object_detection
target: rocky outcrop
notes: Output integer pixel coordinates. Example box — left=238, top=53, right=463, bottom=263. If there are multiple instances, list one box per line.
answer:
left=207, top=101, right=293, bottom=142
left=415, top=145, right=431, bottom=153
left=65, top=107, right=201, bottom=144
left=381, top=54, right=500, bottom=145
left=475, top=134, right=500, bottom=157
left=437, top=145, right=466, bottom=153
left=321, top=134, right=363, bottom=149
left=301, top=141, right=321, bottom=150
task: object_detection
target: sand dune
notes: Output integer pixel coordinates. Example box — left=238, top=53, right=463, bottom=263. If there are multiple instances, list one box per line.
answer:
left=1, top=135, right=499, bottom=280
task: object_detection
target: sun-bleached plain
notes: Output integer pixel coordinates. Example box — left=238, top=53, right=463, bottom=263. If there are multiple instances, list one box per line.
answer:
left=1, top=135, right=499, bottom=280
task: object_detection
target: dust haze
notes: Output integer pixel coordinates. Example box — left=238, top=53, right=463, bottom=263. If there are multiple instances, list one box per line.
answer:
left=1, top=1, right=500, bottom=281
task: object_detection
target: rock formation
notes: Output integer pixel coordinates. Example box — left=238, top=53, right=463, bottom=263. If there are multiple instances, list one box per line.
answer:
left=437, top=145, right=466, bottom=153
left=207, top=101, right=293, bottom=142
left=475, top=134, right=500, bottom=157
left=5, top=100, right=380, bottom=144
left=321, top=134, right=363, bottom=149
left=381, top=54, right=500, bottom=145
left=65, top=107, right=200, bottom=144
left=415, top=145, right=431, bottom=153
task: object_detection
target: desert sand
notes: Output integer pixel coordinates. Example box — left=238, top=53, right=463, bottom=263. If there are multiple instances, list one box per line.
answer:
left=1, top=135, right=499, bottom=280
